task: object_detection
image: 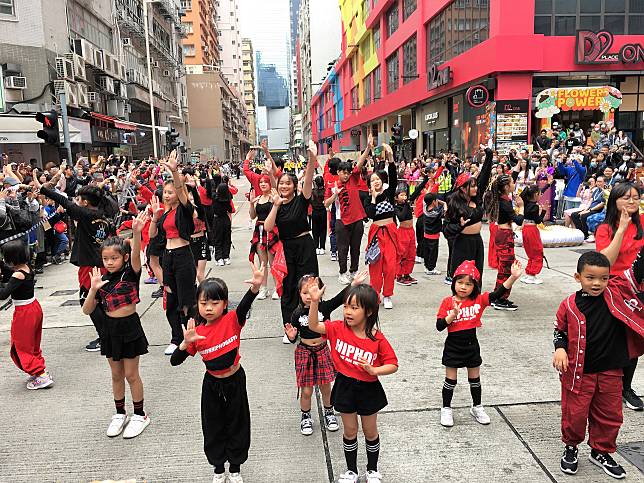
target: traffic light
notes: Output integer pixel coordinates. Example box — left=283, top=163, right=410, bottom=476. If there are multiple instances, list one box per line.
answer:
left=165, top=128, right=180, bottom=152
left=390, top=123, right=402, bottom=146
left=36, top=111, right=60, bottom=145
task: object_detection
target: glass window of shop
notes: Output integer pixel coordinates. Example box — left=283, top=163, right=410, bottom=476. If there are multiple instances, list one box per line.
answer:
left=387, top=50, right=399, bottom=94
left=374, top=66, right=382, bottom=99
left=616, top=75, right=644, bottom=149
left=535, top=0, right=644, bottom=35
left=426, top=0, right=490, bottom=68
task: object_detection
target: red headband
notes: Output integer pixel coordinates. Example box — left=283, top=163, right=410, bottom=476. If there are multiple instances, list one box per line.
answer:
left=453, top=260, right=480, bottom=283
left=455, top=172, right=472, bottom=190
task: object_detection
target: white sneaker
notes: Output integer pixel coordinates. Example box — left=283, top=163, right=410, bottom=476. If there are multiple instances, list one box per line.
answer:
left=224, top=258, right=231, bottom=265
left=424, top=268, right=441, bottom=276
left=282, top=334, right=291, bottom=344
left=164, top=343, right=178, bottom=355
left=319, top=249, right=325, bottom=255
left=338, top=470, right=359, bottom=483
left=470, top=405, right=491, bottom=425
left=440, top=407, right=454, bottom=427
left=349, top=271, right=356, bottom=280
left=532, top=276, right=544, bottom=284
left=122, top=414, right=150, bottom=438
left=228, top=473, right=243, bottom=483
left=300, top=413, right=313, bottom=435
left=212, top=474, right=227, bottom=483
left=338, top=273, right=351, bottom=285
left=272, top=290, right=280, bottom=300
left=257, top=287, right=268, bottom=300
left=521, top=275, right=535, bottom=284
left=316, top=248, right=321, bottom=255
left=383, top=297, right=393, bottom=309
left=366, top=470, right=383, bottom=483
left=415, top=256, right=423, bottom=264
left=106, top=413, right=129, bottom=437
left=585, top=235, right=595, bottom=243
left=330, top=252, right=338, bottom=261
left=217, top=259, right=225, bottom=266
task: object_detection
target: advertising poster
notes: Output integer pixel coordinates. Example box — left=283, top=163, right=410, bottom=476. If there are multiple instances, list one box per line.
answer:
left=496, top=100, right=529, bottom=155
left=462, top=101, right=496, bottom=157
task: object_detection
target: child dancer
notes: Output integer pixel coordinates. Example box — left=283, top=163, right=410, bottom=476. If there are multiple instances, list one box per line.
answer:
left=306, top=281, right=398, bottom=483
left=170, top=261, right=265, bottom=483
left=284, top=270, right=368, bottom=436
left=393, top=184, right=425, bottom=286
left=422, top=193, right=447, bottom=276
left=0, top=239, right=53, bottom=390
left=554, top=251, right=644, bottom=479
left=436, top=259, right=522, bottom=427
left=82, top=212, right=150, bottom=438
left=519, top=186, right=546, bottom=285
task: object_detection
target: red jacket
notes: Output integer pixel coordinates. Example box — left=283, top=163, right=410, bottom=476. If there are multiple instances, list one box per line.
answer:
left=554, top=269, right=644, bottom=394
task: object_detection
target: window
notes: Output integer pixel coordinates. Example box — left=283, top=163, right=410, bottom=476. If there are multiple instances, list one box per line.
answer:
left=183, top=44, right=195, bottom=56
left=180, top=0, right=192, bottom=10
left=386, top=50, right=399, bottom=93
left=402, top=35, right=417, bottom=84
left=373, top=66, right=381, bottom=99
left=351, top=86, right=359, bottom=111
left=373, top=27, right=380, bottom=51
left=386, top=2, right=399, bottom=37
left=362, top=0, right=371, bottom=18
left=427, top=0, right=489, bottom=67
left=364, top=73, right=371, bottom=106
left=0, top=0, right=14, bottom=15
left=183, top=21, right=193, bottom=33
left=403, top=0, right=416, bottom=20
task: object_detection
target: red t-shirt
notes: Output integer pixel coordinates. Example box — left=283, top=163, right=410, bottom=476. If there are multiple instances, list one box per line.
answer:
left=197, top=185, right=212, bottom=206
left=436, top=293, right=491, bottom=333
left=324, top=320, right=398, bottom=382
left=331, top=167, right=367, bottom=225
left=595, top=213, right=644, bottom=275
left=163, top=209, right=180, bottom=239
left=186, top=312, right=242, bottom=375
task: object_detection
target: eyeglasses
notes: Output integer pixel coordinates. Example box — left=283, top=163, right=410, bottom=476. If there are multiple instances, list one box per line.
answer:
left=620, top=196, right=641, bottom=202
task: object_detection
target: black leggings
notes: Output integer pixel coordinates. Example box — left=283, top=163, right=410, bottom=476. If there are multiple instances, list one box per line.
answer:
left=281, top=235, right=319, bottom=324
left=163, top=245, right=197, bottom=345
left=450, top=233, right=484, bottom=283
left=311, top=208, right=327, bottom=250
left=203, top=204, right=216, bottom=246
left=623, top=358, right=638, bottom=391
left=213, top=215, right=232, bottom=260
left=335, top=219, right=363, bottom=274
left=415, top=215, right=425, bottom=257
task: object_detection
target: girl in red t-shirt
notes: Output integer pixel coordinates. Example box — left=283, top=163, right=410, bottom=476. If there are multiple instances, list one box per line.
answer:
left=307, top=282, right=398, bottom=483
left=436, top=259, right=522, bottom=428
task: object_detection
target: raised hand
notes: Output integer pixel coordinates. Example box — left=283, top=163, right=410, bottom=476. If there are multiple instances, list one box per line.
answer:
left=243, top=260, right=266, bottom=291
left=307, top=140, right=318, bottom=157
left=284, top=323, right=298, bottom=341
left=246, top=149, right=257, bottom=160
left=447, top=299, right=461, bottom=323
left=367, top=133, right=374, bottom=150
left=150, top=195, right=164, bottom=220
left=351, top=270, right=369, bottom=286
left=261, top=138, right=269, bottom=153
left=132, top=211, right=149, bottom=233
left=307, top=279, right=325, bottom=303
left=161, top=150, right=178, bottom=172
left=89, top=267, right=108, bottom=291
left=182, top=318, right=206, bottom=345
left=510, top=260, right=523, bottom=279
left=618, top=208, right=631, bottom=233
left=270, top=188, right=283, bottom=205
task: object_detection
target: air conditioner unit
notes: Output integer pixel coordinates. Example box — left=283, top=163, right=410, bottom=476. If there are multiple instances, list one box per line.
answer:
left=77, top=83, right=89, bottom=107
left=88, top=91, right=99, bottom=103
left=97, top=75, right=115, bottom=94
left=94, top=49, right=105, bottom=71
left=162, top=69, right=171, bottom=77
left=107, top=99, right=126, bottom=117
left=54, top=80, right=78, bottom=107
left=122, top=38, right=132, bottom=46
left=4, top=76, right=27, bottom=89
left=74, top=38, right=96, bottom=66
left=64, top=53, right=86, bottom=81
left=55, top=56, right=75, bottom=81
left=126, top=69, right=138, bottom=83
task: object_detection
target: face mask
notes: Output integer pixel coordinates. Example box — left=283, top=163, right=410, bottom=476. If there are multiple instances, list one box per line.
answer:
left=590, top=162, right=597, bottom=167
left=623, top=156, right=631, bottom=161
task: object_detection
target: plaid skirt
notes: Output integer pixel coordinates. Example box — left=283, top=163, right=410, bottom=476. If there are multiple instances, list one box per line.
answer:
left=294, top=342, right=336, bottom=388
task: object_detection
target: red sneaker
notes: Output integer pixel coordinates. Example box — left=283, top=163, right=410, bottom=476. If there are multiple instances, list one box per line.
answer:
left=395, top=276, right=412, bottom=286
left=405, top=275, right=418, bottom=284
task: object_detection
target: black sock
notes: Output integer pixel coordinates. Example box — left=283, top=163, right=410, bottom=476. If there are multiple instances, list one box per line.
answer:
left=301, top=409, right=311, bottom=419
left=133, top=399, right=145, bottom=417
left=366, top=436, right=380, bottom=472
left=469, top=377, right=482, bottom=406
left=442, top=378, right=457, bottom=408
left=214, top=465, right=225, bottom=474
left=229, top=464, right=240, bottom=473
left=324, top=405, right=333, bottom=413
left=115, top=397, right=126, bottom=415
left=343, top=436, right=358, bottom=474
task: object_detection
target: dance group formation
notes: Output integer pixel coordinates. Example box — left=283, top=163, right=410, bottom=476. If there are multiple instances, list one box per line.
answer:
left=0, top=121, right=643, bottom=482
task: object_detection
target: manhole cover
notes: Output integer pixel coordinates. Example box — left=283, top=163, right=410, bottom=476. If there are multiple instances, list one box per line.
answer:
left=61, top=299, right=80, bottom=306
left=618, top=441, right=644, bottom=472
left=51, top=289, right=78, bottom=297
left=570, top=248, right=594, bottom=255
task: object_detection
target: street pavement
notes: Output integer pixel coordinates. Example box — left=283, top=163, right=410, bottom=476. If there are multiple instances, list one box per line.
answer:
left=0, top=177, right=642, bottom=483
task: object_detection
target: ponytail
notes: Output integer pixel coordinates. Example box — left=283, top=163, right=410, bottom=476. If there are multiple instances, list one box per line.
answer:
left=488, top=175, right=511, bottom=223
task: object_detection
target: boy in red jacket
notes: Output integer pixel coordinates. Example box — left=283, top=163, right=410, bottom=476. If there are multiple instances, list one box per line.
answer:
left=553, top=250, right=644, bottom=479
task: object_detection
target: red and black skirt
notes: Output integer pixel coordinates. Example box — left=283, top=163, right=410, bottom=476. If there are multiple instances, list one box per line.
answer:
left=294, top=342, right=336, bottom=388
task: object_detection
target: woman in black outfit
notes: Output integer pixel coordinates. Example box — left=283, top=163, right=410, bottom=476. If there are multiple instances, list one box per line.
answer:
left=310, top=175, right=327, bottom=254
left=264, top=141, right=318, bottom=327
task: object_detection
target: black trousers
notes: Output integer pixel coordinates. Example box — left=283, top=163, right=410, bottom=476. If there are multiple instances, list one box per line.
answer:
left=450, top=233, right=484, bottom=284
left=424, top=238, right=439, bottom=270
left=281, top=235, right=319, bottom=324
left=446, top=236, right=455, bottom=278
left=311, top=208, right=327, bottom=250
left=571, top=211, right=594, bottom=238
left=203, top=204, right=216, bottom=246
left=213, top=215, right=232, bottom=260
left=202, top=368, right=251, bottom=468
left=335, top=219, right=364, bottom=274
left=163, top=245, right=197, bottom=345
left=623, top=358, right=638, bottom=391
left=415, top=215, right=425, bottom=257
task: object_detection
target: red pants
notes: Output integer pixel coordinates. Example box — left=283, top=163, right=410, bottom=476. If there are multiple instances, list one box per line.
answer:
left=561, top=370, right=623, bottom=453
left=396, top=226, right=416, bottom=277
left=368, top=223, right=398, bottom=298
left=10, top=300, right=46, bottom=376
left=494, top=228, right=515, bottom=299
left=78, top=266, right=106, bottom=293
left=522, top=224, right=543, bottom=276
left=488, top=222, right=498, bottom=269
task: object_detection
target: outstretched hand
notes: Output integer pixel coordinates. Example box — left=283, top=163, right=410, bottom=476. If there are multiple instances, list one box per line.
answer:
left=150, top=195, right=164, bottom=220
left=351, top=270, right=369, bottom=286
left=307, top=140, right=318, bottom=157
left=161, top=150, right=178, bottom=172
left=182, top=318, right=206, bottom=345
left=307, top=278, right=325, bottom=303
left=510, top=260, right=523, bottom=279
left=89, top=267, right=108, bottom=291
left=132, top=211, right=149, bottom=233
left=284, top=323, right=298, bottom=341
left=244, top=260, right=266, bottom=291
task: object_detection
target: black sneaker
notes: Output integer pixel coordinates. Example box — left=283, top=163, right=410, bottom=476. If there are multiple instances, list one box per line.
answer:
left=34, top=266, right=44, bottom=274
left=560, top=445, right=578, bottom=475
left=589, top=449, right=626, bottom=479
left=151, top=287, right=164, bottom=298
left=493, top=300, right=518, bottom=311
left=622, top=388, right=644, bottom=411
left=85, top=338, right=101, bottom=352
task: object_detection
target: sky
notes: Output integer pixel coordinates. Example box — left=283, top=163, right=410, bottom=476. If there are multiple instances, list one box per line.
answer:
left=238, top=0, right=291, bottom=80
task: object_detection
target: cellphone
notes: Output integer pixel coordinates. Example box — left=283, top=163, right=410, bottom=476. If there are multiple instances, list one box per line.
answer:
left=373, top=146, right=383, bottom=157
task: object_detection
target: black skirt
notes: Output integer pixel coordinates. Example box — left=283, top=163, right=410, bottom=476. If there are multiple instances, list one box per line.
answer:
left=442, top=329, right=482, bottom=368
left=331, top=372, right=388, bottom=416
left=93, top=308, right=148, bottom=361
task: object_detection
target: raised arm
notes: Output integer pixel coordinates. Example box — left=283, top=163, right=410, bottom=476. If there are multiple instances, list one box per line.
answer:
left=307, top=280, right=327, bottom=335
left=301, top=140, right=317, bottom=199
left=130, top=211, right=148, bottom=274
left=598, top=209, right=630, bottom=266
left=161, top=150, right=189, bottom=206
left=477, top=148, right=494, bottom=194
left=148, top=195, right=163, bottom=240
left=355, top=133, right=374, bottom=173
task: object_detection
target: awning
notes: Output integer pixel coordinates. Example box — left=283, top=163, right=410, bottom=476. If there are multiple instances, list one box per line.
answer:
left=91, top=112, right=140, bottom=132
left=90, top=112, right=114, bottom=123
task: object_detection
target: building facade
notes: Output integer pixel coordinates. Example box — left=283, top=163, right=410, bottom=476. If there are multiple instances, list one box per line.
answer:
left=311, top=0, right=644, bottom=158
left=256, top=52, right=290, bottom=152
left=217, top=0, right=244, bottom=93
left=242, top=38, right=257, bottom=145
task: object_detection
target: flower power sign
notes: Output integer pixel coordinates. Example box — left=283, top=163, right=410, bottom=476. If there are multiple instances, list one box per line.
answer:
left=535, top=86, right=622, bottom=118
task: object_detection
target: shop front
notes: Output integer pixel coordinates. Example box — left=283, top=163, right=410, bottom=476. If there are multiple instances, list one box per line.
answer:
left=417, top=98, right=449, bottom=156
left=89, top=112, right=138, bottom=162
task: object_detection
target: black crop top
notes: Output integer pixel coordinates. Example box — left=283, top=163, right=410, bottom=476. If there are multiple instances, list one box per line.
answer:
left=0, top=269, right=35, bottom=301
left=523, top=201, right=545, bottom=224
left=364, top=163, right=397, bottom=222
left=276, top=193, right=311, bottom=240
left=394, top=202, right=413, bottom=223
left=288, top=286, right=349, bottom=341
left=97, top=265, right=141, bottom=312
left=498, top=196, right=524, bottom=225
left=255, top=200, right=272, bottom=222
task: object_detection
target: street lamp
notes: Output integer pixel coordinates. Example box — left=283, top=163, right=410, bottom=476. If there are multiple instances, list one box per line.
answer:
left=143, top=0, right=159, bottom=158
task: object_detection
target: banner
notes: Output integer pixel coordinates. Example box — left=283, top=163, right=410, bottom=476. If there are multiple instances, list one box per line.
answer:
left=535, top=86, right=622, bottom=118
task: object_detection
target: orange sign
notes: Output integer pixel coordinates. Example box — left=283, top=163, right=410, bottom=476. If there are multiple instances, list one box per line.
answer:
left=535, top=86, right=622, bottom=118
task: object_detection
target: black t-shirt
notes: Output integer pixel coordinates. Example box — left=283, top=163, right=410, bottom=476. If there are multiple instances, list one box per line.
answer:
left=0, top=269, right=35, bottom=301
left=276, top=193, right=311, bottom=240
left=565, top=137, right=581, bottom=153
left=255, top=201, right=272, bottom=222
left=289, top=286, right=348, bottom=340
left=576, top=291, right=630, bottom=374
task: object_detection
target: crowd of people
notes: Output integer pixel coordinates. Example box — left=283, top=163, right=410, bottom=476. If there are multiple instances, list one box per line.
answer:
left=0, top=124, right=642, bottom=482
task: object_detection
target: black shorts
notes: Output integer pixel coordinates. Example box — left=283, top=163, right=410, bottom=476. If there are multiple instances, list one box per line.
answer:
left=147, top=236, right=165, bottom=258
left=331, top=372, right=388, bottom=416
left=93, top=308, right=148, bottom=362
left=190, top=235, right=211, bottom=262
left=442, top=331, right=482, bottom=368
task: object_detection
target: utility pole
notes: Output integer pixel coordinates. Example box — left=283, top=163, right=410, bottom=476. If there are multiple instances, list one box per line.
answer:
left=143, top=0, right=158, bottom=158
left=58, top=91, right=73, bottom=162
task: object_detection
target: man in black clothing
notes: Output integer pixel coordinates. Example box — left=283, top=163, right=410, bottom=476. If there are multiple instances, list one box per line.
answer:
left=534, top=129, right=551, bottom=152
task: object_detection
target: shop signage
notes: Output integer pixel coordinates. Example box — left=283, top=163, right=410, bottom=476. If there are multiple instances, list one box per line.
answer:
left=535, top=86, right=623, bottom=118
left=350, top=129, right=361, bottom=136
left=466, top=85, right=489, bottom=108
left=576, top=30, right=644, bottom=65
left=92, top=126, right=120, bottom=144
left=496, top=99, right=529, bottom=155
left=428, top=64, right=451, bottom=90
left=497, top=100, right=529, bottom=113
left=425, top=111, right=439, bottom=124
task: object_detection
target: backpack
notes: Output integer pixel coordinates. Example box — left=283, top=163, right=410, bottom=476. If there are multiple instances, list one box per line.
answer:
left=6, top=204, right=33, bottom=232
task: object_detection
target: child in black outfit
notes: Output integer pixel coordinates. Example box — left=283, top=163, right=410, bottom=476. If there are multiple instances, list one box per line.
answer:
left=422, top=192, right=447, bottom=276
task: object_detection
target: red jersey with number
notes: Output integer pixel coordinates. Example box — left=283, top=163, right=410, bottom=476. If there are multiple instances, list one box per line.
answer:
left=324, top=320, right=398, bottom=382
left=436, top=293, right=491, bottom=333
left=185, top=312, right=242, bottom=375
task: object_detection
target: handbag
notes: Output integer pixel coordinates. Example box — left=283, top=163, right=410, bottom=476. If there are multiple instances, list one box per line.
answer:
left=54, top=220, right=67, bottom=234
left=364, top=234, right=381, bottom=265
